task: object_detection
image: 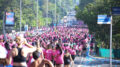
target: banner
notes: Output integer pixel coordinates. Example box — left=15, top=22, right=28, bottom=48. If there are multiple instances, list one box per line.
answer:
left=5, top=12, right=15, bottom=26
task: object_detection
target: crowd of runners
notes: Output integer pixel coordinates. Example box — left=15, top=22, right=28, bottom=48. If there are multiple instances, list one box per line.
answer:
left=0, top=26, right=95, bottom=67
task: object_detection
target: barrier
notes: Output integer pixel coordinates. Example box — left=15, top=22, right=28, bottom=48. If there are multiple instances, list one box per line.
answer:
left=99, top=48, right=120, bottom=59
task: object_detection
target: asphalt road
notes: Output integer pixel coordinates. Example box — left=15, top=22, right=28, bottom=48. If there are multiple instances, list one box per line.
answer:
left=73, top=56, right=120, bottom=67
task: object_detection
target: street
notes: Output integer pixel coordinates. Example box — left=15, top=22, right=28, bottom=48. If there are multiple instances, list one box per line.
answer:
left=73, top=56, right=120, bottom=67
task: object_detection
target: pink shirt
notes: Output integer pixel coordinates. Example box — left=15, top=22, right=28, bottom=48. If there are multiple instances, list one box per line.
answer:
left=7, top=50, right=13, bottom=65
left=28, top=42, right=32, bottom=45
left=27, top=56, right=33, bottom=67
left=69, top=49, right=76, bottom=55
left=64, top=46, right=70, bottom=50
left=54, top=50, right=64, bottom=64
left=44, top=49, right=53, bottom=61
left=62, top=46, right=65, bottom=50
left=0, top=42, right=4, bottom=47
left=9, top=43, right=14, bottom=49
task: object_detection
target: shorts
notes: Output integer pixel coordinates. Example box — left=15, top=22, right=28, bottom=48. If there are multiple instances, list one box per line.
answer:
left=64, top=59, right=71, bottom=65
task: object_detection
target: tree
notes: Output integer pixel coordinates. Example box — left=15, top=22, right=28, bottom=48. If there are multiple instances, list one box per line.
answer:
left=76, top=0, right=120, bottom=49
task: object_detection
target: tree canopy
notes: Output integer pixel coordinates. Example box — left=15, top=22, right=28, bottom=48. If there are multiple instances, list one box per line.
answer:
left=75, top=0, right=120, bottom=49
left=0, top=0, right=74, bottom=32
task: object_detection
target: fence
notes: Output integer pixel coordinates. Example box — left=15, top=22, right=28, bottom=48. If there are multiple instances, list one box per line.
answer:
left=99, top=48, right=120, bottom=59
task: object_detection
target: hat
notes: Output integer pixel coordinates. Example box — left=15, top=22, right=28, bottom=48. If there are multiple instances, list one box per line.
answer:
left=0, top=45, right=7, bottom=58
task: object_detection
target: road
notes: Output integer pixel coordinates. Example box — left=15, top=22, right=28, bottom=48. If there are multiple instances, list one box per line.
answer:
left=73, top=56, right=120, bottom=67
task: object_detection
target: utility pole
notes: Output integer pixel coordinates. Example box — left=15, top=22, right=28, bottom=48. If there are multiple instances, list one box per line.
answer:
left=55, top=0, right=56, bottom=25
left=36, top=0, right=38, bottom=29
left=46, top=0, right=48, bottom=27
left=54, top=0, right=57, bottom=31
left=20, top=0, right=22, bottom=32
left=3, top=12, right=7, bottom=41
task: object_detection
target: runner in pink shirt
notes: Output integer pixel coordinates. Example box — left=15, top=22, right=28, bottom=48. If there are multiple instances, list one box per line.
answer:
left=44, top=45, right=53, bottom=61
left=69, top=47, right=76, bottom=61
left=53, top=44, right=64, bottom=67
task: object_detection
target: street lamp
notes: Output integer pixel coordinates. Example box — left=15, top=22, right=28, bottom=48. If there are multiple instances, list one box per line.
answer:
left=46, top=0, right=48, bottom=26
left=20, top=0, right=22, bottom=32
left=55, top=0, right=56, bottom=24
left=54, top=0, right=56, bottom=29
left=36, top=0, right=38, bottom=29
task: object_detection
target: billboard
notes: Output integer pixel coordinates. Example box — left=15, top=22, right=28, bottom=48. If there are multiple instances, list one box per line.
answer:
left=5, top=12, right=15, bottom=26
left=97, top=15, right=111, bottom=24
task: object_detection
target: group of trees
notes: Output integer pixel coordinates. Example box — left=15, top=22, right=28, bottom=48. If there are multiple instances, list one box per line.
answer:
left=0, top=0, right=74, bottom=32
left=75, top=0, right=120, bottom=49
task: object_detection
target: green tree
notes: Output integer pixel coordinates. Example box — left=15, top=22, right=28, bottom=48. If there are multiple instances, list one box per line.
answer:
left=76, top=0, right=120, bottom=49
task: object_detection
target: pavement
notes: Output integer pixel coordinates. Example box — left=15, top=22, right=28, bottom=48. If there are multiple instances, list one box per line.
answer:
left=73, top=56, right=120, bottom=67
left=72, top=41, right=120, bottom=67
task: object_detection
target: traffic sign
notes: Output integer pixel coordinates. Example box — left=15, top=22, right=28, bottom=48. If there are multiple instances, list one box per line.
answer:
left=97, top=15, right=111, bottom=24
left=97, top=15, right=113, bottom=67
left=112, top=7, right=120, bottom=15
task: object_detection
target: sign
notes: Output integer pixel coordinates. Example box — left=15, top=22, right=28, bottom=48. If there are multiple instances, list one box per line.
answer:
left=97, top=15, right=113, bottom=66
left=112, top=7, right=120, bottom=15
left=5, top=12, right=15, bottom=26
left=97, top=15, right=111, bottom=24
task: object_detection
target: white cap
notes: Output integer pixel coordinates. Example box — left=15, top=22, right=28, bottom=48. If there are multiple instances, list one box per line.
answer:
left=0, top=45, right=7, bottom=58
